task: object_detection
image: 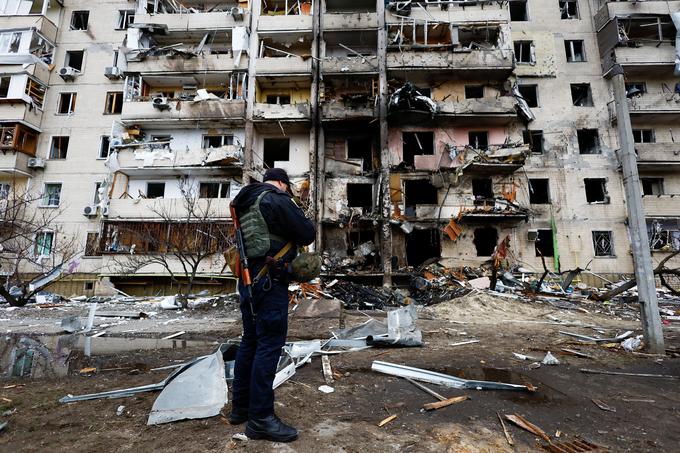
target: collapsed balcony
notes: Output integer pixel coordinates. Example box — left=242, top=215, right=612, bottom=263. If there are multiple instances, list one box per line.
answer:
left=121, top=73, right=247, bottom=126
left=596, top=13, right=679, bottom=75
left=136, top=1, right=248, bottom=31
left=385, top=21, right=513, bottom=78
left=98, top=220, right=232, bottom=255
left=323, top=31, right=379, bottom=74
left=253, top=77, right=312, bottom=122
left=256, top=32, right=313, bottom=75
left=258, top=0, right=313, bottom=31
left=321, top=75, right=378, bottom=121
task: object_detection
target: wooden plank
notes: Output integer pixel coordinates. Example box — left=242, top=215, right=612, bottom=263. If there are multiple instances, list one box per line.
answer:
left=422, top=395, right=469, bottom=411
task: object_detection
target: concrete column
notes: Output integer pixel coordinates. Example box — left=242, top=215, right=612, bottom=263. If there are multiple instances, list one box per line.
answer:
left=611, top=66, right=665, bottom=354
left=243, top=0, right=262, bottom=184
left=377, top=0, right=392, bottom=287
left=310, top=0, right=324, bottom=249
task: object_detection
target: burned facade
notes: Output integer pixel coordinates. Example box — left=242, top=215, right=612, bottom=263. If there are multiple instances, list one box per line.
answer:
left=1, top=0, right=679, bottom=295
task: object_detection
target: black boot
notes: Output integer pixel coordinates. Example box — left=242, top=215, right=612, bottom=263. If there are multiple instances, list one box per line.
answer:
left=245, top=415, right=298, bottom=442
left=229, top=407, right=248, bottom=425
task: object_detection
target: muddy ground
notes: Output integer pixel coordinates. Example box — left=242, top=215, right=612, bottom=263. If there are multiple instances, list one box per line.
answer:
left=0, top=291, right=679, bottom=453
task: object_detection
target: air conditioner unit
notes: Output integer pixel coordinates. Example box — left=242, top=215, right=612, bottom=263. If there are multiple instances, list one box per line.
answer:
left=527, top=229, right=538, bottom=242
left=83, top=205, right=98, bottom=217
left=101, top=206, right=110, bottom=217
left=59, top=67, right=79, bottom=81
left=104, top=66, right=122, bottom=80
left=27, top=157, right=45, bottom=169
left=231, top=7, right=245, bottom=20
left=152, top=96, right=170, bottom=110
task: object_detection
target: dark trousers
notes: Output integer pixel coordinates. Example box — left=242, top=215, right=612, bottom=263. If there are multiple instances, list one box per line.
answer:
left=232, top=275, right=289, bottom=419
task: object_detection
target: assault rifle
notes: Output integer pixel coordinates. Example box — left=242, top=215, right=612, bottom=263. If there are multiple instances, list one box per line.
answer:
left=230, top=203, right=256, bottom=320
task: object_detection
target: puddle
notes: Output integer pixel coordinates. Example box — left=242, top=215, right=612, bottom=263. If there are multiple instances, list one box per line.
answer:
left=439, top=366, right=569, bottom=404
left=1, top=334, right=216, bottom=380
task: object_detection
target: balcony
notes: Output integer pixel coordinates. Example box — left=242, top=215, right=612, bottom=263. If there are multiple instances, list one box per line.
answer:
left=0, top=15, right=57, bottom=42
left=114, top=145, right=243, bottom=174
left=0, top=150, right=31, bottom=175
left=386, top=50, right=514, bottom=78
left=594, top=1, right=680, bottom=30
left=0, top=102, right=43, bottom=130
left=609, top=46, right=677, bottom=75
left=321, top=101, right=377, bottom=121
left=134, top=11, right=248, bottom=32
left=255, top=57, right=312, bottom=75
left=643, top=195, right=680, bottom=217
left=107, top=197, right=231, bottom=220
left=258, top=14, right=313, bottom=31
left=323, top=13, right=379, bottom=30
left=459, top=199, right=529, bottom=223
left=253, top=102, right=311, bottom=121
left=636, top=143, right=680, bottom=170
left=322, top=56, right=378, bottom=74
left=437, top=97, right=518, bottom=125
left=126, top=53, right=248, bottom=74
left=629, top=94, right=680, bottom=121
left=121, top=99, right=246, bottom=126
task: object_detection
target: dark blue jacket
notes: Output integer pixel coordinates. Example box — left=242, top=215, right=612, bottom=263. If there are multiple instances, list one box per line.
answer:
left=232, top=182, right=316, bottom=264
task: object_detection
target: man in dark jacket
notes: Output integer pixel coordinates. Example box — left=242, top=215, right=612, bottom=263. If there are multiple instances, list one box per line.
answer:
left=229, top=168, right=315, bottom=442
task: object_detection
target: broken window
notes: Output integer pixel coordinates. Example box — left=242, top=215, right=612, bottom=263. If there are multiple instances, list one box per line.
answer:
left=65, top=50, right=84, bottom=71
left=570, top=83, right=593, bottom=107
left=565, top=40, right=585, bottom=62
left=41, top=183, right=62, bottom=207
left=57, top=92, right=77, bottom=114
left=584, top=178, right=608, bottom=203
left=146, top=182, right=165, bottom=199
left=402, top=132, right=434, bottom=166
left=641, top=178, right=664, bottom=196
left=472, top=178, right=493, bottom=206
left=35, top=231, right=54, bottom=256
left=347, top=229, right=375, bottom=257
left=70, top=11, right=89, bottom=30
left=514, top=41, right=534, bottom=64
left=104, top=92, right=123, bottom=114
left=577, top=129, right=599, bottom=154
left=592, top=231, right=614, bottom=257
left=99, top=136, right=111, bottom=159
left=523, top=130, right=544, bottom=154
left=93, top=182, right=102, bottom=204
left=633, top=129, right=655, bottom=143
left=473, top=227, right=498, bottom=257
left=517, top=85, right=538, bottom=108
left=535, top=229, right=554, bottom=257
left=117, top=10, right=135, bottom=30
left=404, top=179, right=438, bottom=216
left=203, top=135, right=234, bottom=148
left=465, top=85, right=484, bottom=99
left=406, top=228, right=441, bottom=267
left=0, top=76, right=9, bottom=98
left=347, top=137, right=373, bottom=171
left=326, top=0, right=374, bottom=13
left=347, top=183, right=373, bottom=213
left=625, top=82, right=647, bottom=97
left=49, top=136, right=69, bottom=159
left=559, top=1, right=579, bottom=20
left=25, top=78, right=46, bottom=108
left=509, top=0, right=528, bottom=22
left=149, top=135, right=171, bottom=150
left=648, top=219, right=680, bottom=252
left=0, top=32, right=22, bottom=54
left=85, top=232, right=99, bottom=257
left=199, top=182, right=230, bottom=199
left=263, top=138, right=290, bottom=168
left=468, top=131, right=489, bottom=150
left=265, top=94, right=291, bottom=105
left=529, top=179, right=551, bottom=204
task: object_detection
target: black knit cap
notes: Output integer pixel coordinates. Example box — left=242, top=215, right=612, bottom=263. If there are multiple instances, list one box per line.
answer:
left=263, top=168, right=291, bottom=187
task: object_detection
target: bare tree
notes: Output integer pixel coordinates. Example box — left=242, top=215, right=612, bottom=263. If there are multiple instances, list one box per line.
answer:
left=0, top=180, right=81, bottom=307
left=105, top=182, right=232, bottom=300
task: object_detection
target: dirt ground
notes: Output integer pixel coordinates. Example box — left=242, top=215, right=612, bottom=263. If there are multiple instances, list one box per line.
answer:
left=1, top=291, right=679, bottom=453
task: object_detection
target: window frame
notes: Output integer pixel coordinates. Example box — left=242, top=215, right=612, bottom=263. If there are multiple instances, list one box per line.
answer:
left=49, top=136, right=69, bottom=159
left=528, top=178, right=551, bottom=204
left=64, top=49, right=85, bottom=71
left=116, top=10, right=136, bottom=30
left=565, top=39, right=586, bottom=62
left=57, top=92, right=77, bottom=115
left=199, top=181, right=231, bottom=199
left=99, top=136, right=111, bottom=159
left=104, top=91, right=124, bottom=115
left=514, top=40, right=535, bottom=65
left=25, top=77, right=46, bottom=109
left=41, top=182, right=62, bottom=207
left=632, top=129, right=655, bottom=144
left=70, top=10, right=90, bottom=31
left=34, top=230, right=55, bottom=257
left=559, top=0, right=579, bottom=20
left=202, top=134, right=235, bottom=149
left=592, top=231, right=615, bottom=257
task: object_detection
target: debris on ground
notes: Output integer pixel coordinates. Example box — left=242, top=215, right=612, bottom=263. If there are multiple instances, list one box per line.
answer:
left=504, top=413, right=550, bottom=442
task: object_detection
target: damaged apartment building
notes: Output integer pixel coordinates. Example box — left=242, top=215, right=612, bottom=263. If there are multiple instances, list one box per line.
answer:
left=0, top=0, right=679, bottom=295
